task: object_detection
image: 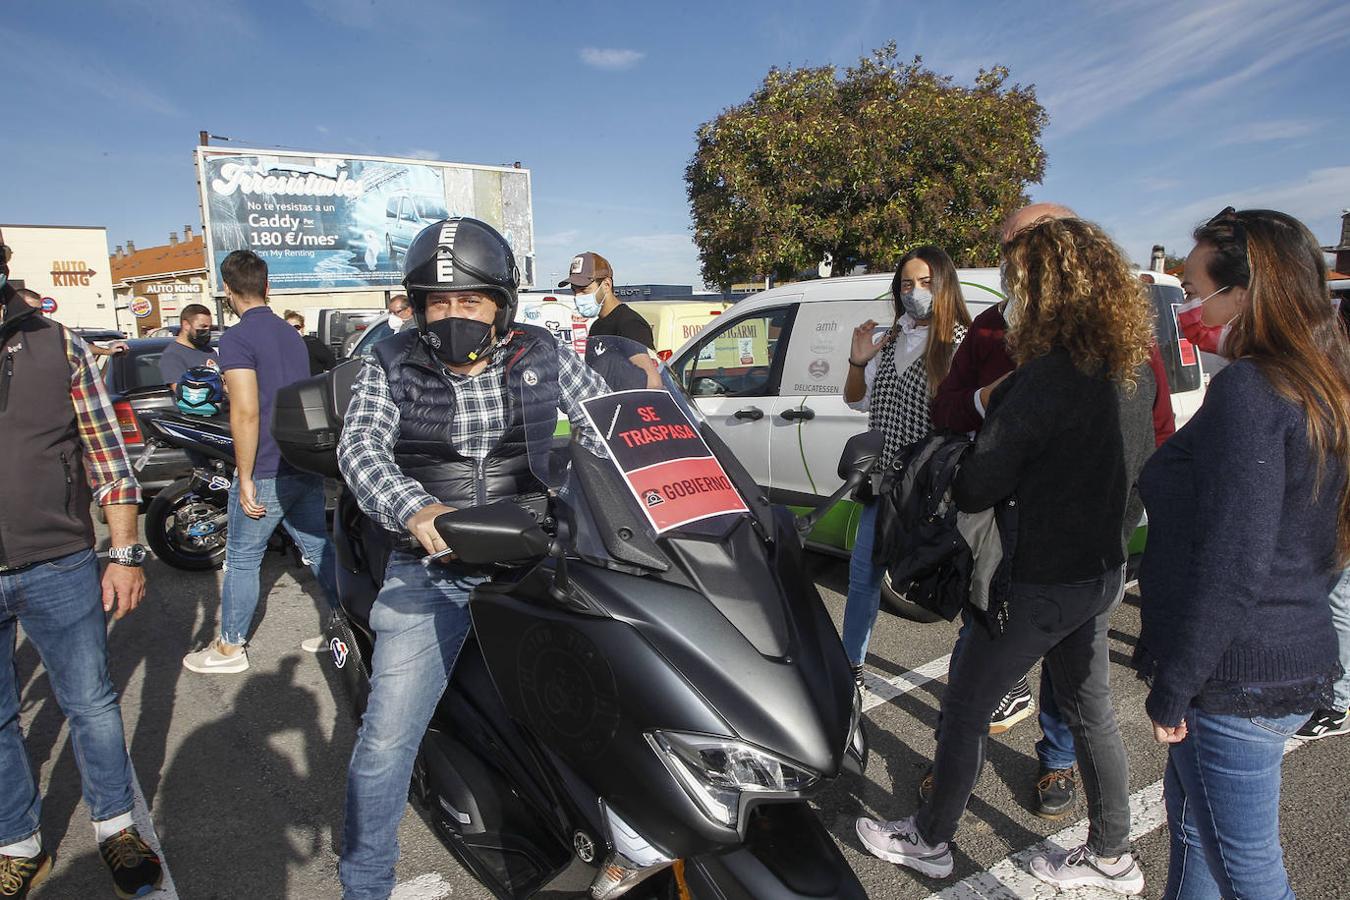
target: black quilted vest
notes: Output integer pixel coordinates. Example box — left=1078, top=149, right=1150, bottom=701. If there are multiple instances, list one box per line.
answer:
left=372, top=323, right=561, bottom=508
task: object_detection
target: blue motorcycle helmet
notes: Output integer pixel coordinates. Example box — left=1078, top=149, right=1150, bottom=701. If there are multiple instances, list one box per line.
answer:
left=175, top=365, right=225, bottom=416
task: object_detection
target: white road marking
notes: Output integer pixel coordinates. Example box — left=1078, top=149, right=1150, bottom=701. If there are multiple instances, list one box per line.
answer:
left=922, top=740, right=1303, bottom=899
left=127, top=746, right=180, bottom=898
left=862, top=655, right=952, bottom=712
left=391, top=871, right=454, bottom=899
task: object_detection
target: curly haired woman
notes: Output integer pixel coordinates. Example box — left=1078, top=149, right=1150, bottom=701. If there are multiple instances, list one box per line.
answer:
left=856, top=217, right=1158, bottom=895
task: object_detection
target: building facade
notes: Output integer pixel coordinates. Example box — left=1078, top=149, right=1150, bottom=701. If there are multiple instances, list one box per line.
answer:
left=1, top=224, right=118, bottom=330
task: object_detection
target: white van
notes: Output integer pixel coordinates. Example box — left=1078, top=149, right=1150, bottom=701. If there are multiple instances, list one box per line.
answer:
left=668, top=270, right=1205, bottom=569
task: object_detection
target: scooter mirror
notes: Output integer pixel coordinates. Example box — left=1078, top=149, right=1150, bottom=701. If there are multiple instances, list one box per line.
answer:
left=836, top=430, right=884, bottom=480
left=433, top=501, right=551, bottom=566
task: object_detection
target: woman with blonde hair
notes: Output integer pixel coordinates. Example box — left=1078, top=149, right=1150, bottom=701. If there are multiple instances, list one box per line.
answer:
left=1136, top=208, right=1350, bottom=899
left=840, top=245, right=970, bottom=683
left=857, top=217, right=1157, bottom=894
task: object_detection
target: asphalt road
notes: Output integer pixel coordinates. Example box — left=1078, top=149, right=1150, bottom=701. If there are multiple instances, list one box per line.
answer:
left=16, top=521, right=1350, bottom=899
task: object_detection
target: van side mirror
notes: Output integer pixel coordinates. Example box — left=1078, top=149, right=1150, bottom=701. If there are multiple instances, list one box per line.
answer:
left=434, top=502, right=551, bottom=566
left=837, top=430, right=884, bottom=480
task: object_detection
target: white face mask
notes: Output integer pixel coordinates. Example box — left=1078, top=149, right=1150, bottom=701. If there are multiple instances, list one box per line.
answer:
left=902, top=286, right=934, bottom=320
left=388, top=312, right=407, bottom=332
left=574, top=288, right=602, bottom=318
left=999, top=263, right=1022, bottom=330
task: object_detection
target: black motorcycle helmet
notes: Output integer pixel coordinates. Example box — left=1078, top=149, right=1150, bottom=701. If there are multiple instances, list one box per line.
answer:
left=402, top=217, right=520, bottom=333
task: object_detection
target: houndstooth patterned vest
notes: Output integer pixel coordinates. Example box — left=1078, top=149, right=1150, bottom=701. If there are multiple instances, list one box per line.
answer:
left=868, top=324, right=967, bottom=467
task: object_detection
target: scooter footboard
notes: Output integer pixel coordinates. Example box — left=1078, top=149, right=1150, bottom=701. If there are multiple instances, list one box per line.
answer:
left=683, top=803, right=866, bottom=900
left=324, top=611, right=371, bottom=720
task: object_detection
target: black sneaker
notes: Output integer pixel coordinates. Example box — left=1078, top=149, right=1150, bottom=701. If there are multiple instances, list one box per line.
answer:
left=98, top=828, right=163, bottom=899
left=1035, top=766, right=1077, bottom=820
left=852, top=664, right=865, bottom=687
left=0, top=850, right=52, bottom=899
left=1294, top=708, right=1349, bottom=740
left=989, top=677, right=1035, bottom=734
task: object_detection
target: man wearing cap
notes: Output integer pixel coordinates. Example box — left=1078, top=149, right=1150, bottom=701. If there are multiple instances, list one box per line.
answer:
left=560, top=251, right=661, bottom=388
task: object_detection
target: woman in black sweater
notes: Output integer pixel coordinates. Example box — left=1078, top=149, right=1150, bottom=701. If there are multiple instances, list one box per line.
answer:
left=856, top=217, right=1158, bottom=894
left=1136, top=208, right=1350, bottom=900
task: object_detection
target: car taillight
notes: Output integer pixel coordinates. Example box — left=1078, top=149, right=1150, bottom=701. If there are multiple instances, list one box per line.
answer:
left=113, top=401, right=143, bottom=445
left=657, top=349, right=673, bottom=361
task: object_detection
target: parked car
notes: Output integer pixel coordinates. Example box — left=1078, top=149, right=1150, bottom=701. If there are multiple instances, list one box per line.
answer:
left=668, top=270, right=1205, bottom=619
left=100, top=337, right=219, bottom=494
left=629, top=299, right=736, bottom=362
left=384, top=192, right=450, bottom=266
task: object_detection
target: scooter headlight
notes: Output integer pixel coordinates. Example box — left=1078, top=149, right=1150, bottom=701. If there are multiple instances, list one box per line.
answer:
left=645, top=731, right=819, bottom=827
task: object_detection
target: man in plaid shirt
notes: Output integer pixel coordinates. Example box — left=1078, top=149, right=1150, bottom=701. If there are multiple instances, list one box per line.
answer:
left=0, top=235, right=163, bottom=899
left=335, top=218, right=608, bottom=900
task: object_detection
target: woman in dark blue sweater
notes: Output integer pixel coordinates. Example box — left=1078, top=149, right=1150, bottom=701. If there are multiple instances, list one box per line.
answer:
left=1136, top=208, right=1350, bottom=900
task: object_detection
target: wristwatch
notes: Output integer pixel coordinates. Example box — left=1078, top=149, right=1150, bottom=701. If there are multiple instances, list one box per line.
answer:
left=109, top=544, right=149, bottom=567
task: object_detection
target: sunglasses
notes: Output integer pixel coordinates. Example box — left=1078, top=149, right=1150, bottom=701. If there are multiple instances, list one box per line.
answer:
left=292, top=324, right=303, bottom=331
left=1206, top=206, right=1247, bottom=249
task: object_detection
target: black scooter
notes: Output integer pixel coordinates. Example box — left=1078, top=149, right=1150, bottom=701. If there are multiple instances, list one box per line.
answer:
left=272, top=340, right=878, bottom=899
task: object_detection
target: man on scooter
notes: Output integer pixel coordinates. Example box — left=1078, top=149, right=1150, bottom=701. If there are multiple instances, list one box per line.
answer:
left=336, top=217, right=608, bottom=900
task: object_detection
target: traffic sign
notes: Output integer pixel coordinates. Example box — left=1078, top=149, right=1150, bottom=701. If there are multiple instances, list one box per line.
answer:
left=40, top=296, right=57, bottom=314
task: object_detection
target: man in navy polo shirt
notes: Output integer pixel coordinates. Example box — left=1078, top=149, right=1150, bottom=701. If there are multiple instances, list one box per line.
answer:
left=183, top=250, right=337, bottom=674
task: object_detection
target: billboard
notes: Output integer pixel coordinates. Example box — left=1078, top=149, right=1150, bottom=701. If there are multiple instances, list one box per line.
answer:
left=195, top=148, right=534, bottom=295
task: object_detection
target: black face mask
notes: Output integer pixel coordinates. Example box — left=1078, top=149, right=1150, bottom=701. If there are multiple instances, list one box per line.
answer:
left=423, top=316, right=493, bottom=367
left=189, top=328, right=212, bottom=350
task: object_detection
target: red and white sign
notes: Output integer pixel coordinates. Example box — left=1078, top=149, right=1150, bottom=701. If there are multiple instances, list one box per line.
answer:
left=40, top=297, right=58, bottom=314
left=581, top=390, right=748, bottom=534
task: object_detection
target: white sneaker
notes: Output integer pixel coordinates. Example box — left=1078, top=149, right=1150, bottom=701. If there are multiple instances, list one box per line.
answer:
left=855, top=815, right=953, bottom=878
left=300, top=636, right=326, bottom=653
left=182, top=640, right=249, bottom=674
left=1029, top=845, right=1144, bottom=895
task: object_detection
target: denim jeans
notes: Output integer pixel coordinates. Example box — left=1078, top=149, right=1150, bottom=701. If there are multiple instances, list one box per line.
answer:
left=918, top=565, right=1131, bottom=856
left=841, top=499, right=882, bottom=666
left=950, top=612, right=1078, bottom=771
left=220, top=470, right=338, bottom=646
left=1330, top=565, right=1350, bottom=710
left=340, top=552, right=483, bottom=900
left=0, top=548, right=135, bottom=844
left=1162, top=708, right=1309, bottom=900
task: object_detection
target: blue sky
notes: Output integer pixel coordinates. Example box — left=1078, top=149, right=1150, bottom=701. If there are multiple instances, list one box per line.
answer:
left=4, top=0, right=1348, bottom=287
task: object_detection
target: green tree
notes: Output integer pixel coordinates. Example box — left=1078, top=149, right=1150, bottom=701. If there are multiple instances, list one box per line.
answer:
left=686, top=45, right=1048, bottom=289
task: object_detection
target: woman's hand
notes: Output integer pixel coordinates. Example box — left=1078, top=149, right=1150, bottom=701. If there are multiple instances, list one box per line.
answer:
left=1152, top=720, right=1188, bottom=744
left=849, top=320, right=892, bottom=365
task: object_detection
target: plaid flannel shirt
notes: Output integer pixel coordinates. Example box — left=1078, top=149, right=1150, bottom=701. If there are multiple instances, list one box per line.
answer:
left=66, top=331, right=141, bottom=506
left=339, top=332, right=608, bottom=533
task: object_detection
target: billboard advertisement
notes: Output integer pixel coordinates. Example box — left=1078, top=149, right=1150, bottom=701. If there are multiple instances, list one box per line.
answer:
left=195, top=148, right=534, bottom=295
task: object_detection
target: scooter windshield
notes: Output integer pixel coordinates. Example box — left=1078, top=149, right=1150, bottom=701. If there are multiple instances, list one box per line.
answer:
left=520, top=333, right=766, bottom=569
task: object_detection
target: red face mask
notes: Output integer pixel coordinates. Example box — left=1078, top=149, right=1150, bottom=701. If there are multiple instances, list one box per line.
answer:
left=1176, top=287, right=1232, bottom=355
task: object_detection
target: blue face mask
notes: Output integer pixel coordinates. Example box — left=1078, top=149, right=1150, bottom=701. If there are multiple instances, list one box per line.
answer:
left=574, top=289, right=601, bottom=318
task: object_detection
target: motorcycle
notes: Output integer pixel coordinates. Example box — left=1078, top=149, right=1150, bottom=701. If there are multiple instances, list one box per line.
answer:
left=135, top=408, right=236, bottom=570
left=272, top=336, right=878, bottom=899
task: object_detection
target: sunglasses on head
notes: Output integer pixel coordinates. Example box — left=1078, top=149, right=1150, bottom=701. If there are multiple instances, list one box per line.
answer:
left=1206, top=206, right=1247, bottom=249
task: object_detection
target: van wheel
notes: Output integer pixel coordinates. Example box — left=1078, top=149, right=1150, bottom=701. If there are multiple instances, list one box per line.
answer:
left=881, top=572, right=941, bottom=624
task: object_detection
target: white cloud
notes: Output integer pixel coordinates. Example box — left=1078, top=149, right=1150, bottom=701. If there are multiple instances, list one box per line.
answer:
left=1025, top=0, right=1350, bottom=135
left=402, top=148, right=441, bottom=160
left=608, top=233, right=706, bottom=287
left=1216, top=118, right=1320, bottom=146
left=1109, top=166, right=1350, bottom=265
left=579, top=47, right=645, bottom=70
left=1139, top=176, right=1182, bottom=193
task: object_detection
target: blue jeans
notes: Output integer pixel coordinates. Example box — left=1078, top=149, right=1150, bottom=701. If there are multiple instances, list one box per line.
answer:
left=220, top=470, right=338, bottom=645
left=1162, top=708, right=1309, bottom=900
left=841, top=500, right=882, bottom=666
left=950, top=608, right=1077, bottom=771
left=340, top=553, right=483, bottom=900
left=0, top=549, right=135, bottom=844
left=1330, top=565, right=1350, bottom=710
